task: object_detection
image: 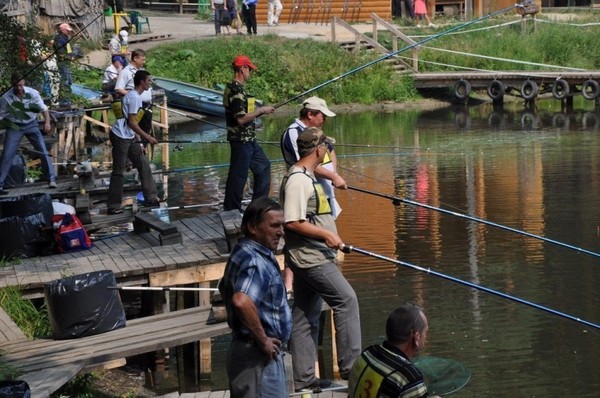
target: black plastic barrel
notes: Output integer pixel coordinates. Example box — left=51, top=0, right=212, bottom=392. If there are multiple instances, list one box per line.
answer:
left=0, top=193, right=54, bottom=259
left=0, top=380, right=30, bottom=397
left=44, top=270, right=126, bottom=339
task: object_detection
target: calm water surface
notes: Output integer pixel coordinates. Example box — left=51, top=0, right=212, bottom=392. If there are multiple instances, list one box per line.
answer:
left=161, top=102, right=600, bottom=396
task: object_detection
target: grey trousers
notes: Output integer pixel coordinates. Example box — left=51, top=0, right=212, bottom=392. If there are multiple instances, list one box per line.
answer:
left=107, top=132, right=157, bottom=211
left=289, top=261, right=361, bottom=388
left=227, top=338, right=288, bottom=398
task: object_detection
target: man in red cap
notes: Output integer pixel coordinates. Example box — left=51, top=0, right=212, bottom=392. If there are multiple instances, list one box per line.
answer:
left=54, top=22, right=75, bottom=103
left=222, top=55, right=275, bottom=212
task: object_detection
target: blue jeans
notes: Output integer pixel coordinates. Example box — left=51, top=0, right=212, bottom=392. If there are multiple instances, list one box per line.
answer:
left=107, top=132, right=157, bottom=211
left=289, top=261, right=361, bottom=388
left=224, top=140, right=271, bottom=211
left=227, top=338, right=288, bottom=398
left=0, top=121, right=55, bottom=189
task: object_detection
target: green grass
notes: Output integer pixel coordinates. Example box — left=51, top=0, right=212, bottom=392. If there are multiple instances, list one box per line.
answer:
left=70, top=12, right=600, bottom=105
left=0, top=286, right=50, bottom=339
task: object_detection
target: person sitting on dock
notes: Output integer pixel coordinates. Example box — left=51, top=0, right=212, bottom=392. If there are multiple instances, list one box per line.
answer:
left=106, top=70, right=160, bottom=214
left=102, top=54, right=126, bottom=93
left=348, top=304, right=439, bottom=398
left=0, top=73, right=57, bottom=195
left=223, top=55, right=274, bottom=212
left=219, top=197, right=292, bottom=397
left=281, top=127, right=361, bottom=391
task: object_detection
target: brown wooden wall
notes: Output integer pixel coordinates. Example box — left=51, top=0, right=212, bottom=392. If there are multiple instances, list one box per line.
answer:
left=255, top=0, right=392, bottom=24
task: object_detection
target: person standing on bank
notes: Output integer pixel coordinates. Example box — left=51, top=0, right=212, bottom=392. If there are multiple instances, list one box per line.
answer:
left=281, top=127, right=361, bottom=391
left=219, top=197, right=292, bottom=398
left=348, top=304, right=439, bottom=398
left=212, top=0, right=229, bottom=36
left=223, top=55, right=275, bottom=212
left=267, top=0, right=282, bottom=26
left=242, top=0, right=258, bottom=35
left=107, top=70, right=160, bottom=215
left=0, top=74, right=57, bottom=194
left=53, top=22, right=75, bottom=100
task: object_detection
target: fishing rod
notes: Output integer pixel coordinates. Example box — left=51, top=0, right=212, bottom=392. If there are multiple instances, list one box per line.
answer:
left=140, top=200, right=250, bottom=212
left=341, top=244, right=600, bottom=331
left=20, top=146, right=90, bottom=167
left=152, top=104, right=226, bottom=129
left=348, top=185, right=600, bottom=260
left=108, top=286, right=218, bottom=292
left=2, top=11, right=106, bottom=97
left=274, top=1, right=530, bottom=108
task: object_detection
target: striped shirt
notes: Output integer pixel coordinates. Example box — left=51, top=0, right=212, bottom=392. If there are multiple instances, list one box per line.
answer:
left=348, top=342, right=429, bottom=398
left=220, top=238, right=292, bottom=342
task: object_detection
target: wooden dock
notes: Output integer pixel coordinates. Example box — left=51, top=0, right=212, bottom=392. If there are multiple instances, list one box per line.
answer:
left=0, top=306, right=230, bottom=398
left=414, top=70, right=600, bottom=103
left=0, top=211, right=235, bottom=299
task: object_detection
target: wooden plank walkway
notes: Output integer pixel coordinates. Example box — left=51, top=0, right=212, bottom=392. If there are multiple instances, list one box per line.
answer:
left=0, top=307, right=27, bottom=346
left=0, top=306, right=230, bottom=398
left=157, top=391, right=347, bottom=397
left=0, top=212, right=232, bottom=298
left=413, top=70, right=600, bottom=90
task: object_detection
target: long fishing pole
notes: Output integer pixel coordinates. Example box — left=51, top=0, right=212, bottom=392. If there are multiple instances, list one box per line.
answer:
left=140, top=200, right=250, bottom=212
left=348, top=185, right=600, bottom=260
left=2, top=12, right=106, bottom=97
left=152, top=104, right=226, bottom=129
left=348, top=186, right=600, bottom=257
left=341, top=244, right=600, bottom=330
left=108, top=286, right=218, bottom=292
left=274, top=1, right=530, bottom=108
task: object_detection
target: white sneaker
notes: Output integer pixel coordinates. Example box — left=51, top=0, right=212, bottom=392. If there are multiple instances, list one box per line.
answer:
left=429, top=22, right=437, bottom=27
left=416, top=24, right=421, bottom=28
left=48, top=181, right=58, bottom=189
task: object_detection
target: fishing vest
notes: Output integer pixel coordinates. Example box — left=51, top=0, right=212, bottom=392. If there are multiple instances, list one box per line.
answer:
left=281, top=167, right=337, bottom=269
left=280, top=169, right=332, bottom=218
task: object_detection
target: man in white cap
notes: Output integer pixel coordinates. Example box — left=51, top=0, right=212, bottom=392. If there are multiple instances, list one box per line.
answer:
left=281, top=96, right=346, bottom=219
left=109, top=30, right=129, bottom=55
left=281, top=96, right=347, bottom=298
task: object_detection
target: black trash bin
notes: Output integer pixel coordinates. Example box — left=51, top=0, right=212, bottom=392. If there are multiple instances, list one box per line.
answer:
left=0, top=380, right=30, bottom=397
left=0, top=193, right=54, bottom=259
left=45, top=270, right=126, bottom=339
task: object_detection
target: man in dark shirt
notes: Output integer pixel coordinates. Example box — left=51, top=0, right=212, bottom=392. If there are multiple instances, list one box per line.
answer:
left=222, top=55, right=274, bottom=212
left=349, top=304, right=439, bottom=398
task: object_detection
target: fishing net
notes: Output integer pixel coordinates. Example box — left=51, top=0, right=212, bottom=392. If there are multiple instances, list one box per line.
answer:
left=413, top=356, right=471, bottom=396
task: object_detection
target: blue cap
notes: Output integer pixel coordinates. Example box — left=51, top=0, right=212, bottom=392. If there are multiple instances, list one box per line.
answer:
left=112, top=54, right=127, bottom=66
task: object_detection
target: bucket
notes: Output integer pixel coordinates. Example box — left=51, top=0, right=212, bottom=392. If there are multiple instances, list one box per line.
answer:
left=104, top=8, right=113, bottom=16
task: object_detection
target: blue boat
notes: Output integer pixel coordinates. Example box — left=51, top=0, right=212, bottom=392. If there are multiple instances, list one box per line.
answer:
left=152, top=77, right=226, bottom=118
left=71, top=84, right=103, bottom=101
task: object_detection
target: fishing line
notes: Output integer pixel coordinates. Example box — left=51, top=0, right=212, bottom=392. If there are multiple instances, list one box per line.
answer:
left=342, top=244, right=600, bottom=330
left=348, top=185, right=600, bottom=260
left=108, top=286, right=218, bottom=292
left=273, top=1, right=529, bottom=108
left=1, top=12, right=106, bottom=97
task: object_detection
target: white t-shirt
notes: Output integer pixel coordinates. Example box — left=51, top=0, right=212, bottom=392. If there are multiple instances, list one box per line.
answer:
left=115, top=64, right=152, bottom=102
left=111, top=89, right=143, bottom=139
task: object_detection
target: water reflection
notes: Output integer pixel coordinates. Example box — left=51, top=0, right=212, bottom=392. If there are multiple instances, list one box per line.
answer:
left=160, top=103, right=600, bottom=396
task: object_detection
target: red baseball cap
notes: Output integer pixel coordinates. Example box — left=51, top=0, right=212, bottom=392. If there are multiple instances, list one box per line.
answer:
left=232, top=55, right=257, bottom=70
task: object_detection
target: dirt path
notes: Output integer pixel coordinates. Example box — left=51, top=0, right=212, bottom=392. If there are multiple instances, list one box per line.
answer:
left=88, top=12, right=376, bottom=69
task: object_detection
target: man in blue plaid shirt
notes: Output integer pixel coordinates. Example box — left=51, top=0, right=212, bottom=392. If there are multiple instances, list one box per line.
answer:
left=220, top=197, right=292, bottom=397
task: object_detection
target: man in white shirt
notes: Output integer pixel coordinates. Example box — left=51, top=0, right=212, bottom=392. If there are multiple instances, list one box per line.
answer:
left=0, top=74, right=56, bottom=194
left=114, top=48, right=153, bottom=133
left=107, top=70, right=159, bottom=214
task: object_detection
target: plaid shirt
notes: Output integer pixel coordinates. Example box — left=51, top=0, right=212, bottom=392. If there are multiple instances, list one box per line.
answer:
left=220, top=238, right=291, bottom=343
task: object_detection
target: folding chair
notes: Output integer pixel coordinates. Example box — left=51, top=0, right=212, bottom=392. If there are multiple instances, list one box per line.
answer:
left=128, top=11, right=151, bottom=34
